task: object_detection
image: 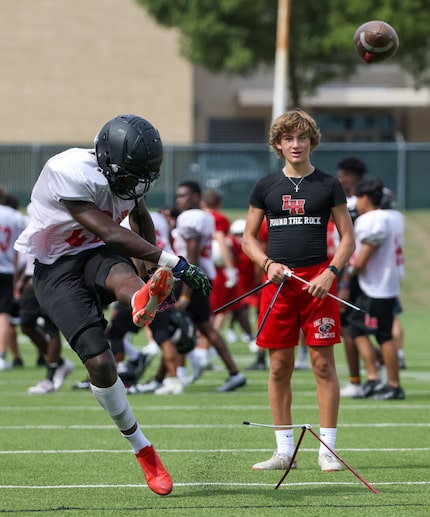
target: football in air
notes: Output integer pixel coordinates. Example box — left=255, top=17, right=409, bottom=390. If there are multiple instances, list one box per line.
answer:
left=354, top=20, right=399, bottom=64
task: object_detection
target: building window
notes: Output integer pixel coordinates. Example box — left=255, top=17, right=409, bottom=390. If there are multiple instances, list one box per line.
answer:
left=314, top=113, right=395, bottom=142
left=208, top=118, right=266, bottom=143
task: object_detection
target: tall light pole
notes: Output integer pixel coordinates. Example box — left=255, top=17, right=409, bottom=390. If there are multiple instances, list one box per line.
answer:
left=272, top=0, right=291, bottom=121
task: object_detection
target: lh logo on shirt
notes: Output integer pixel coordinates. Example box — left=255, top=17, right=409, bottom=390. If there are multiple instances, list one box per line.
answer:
left=282, top=195, right=305, bottom=215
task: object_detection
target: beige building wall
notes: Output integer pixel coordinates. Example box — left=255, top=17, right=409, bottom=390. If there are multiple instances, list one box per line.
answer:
left=0, top=0, right=193, bottom=144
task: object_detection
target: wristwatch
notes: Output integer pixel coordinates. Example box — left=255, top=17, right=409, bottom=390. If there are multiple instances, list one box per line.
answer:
left=327, top=264, right=339, bottom=276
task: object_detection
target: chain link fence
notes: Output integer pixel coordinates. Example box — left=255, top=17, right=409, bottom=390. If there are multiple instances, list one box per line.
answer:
left=1, top=142, right=429, bottom=210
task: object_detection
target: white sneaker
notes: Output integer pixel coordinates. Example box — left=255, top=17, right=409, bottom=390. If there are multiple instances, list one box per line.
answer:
left=294, top=358, right=310, bottom=370
left=340, top=382, right=362, bottom=398
left=318, top=453, right=343, bottom=472
left=185, top=350, right=205, bottom=385
left=248, top=339, right=259, bottom=353
left=133, top=378, right=162, bottom=394
left=28, top=379, right=55, bottom=394
left=52, top=359, right=74, bottom=390
left=216, top=372, right=246, bottom=392
left=141, top=340, right=160, bottom=358
left=0, top=357, right=12, bottom=371
left=117, top=361, right=129, bottom=374
left=225, top=329, right=237, bottom=343
left=154, top=377, right=183, bottom=395
left=252, top=451, right=297, bottom=470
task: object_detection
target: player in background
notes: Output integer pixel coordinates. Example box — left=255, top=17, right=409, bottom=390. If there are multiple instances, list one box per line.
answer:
left=0, top=188, right=27, bottom=371
left=381, top=187, right=407, bottom=370
left=188, top=188, right=239, bottom=373
left=335, top=157, right=367, bottom=397
left=173, top=180, right=246, bottom=392
left=14, top=114, right=210, bottom=496
left=347, top=179, right=405, bottom=400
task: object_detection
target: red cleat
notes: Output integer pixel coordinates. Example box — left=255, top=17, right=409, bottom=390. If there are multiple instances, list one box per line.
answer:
left=132, top=266, right=174, bottom=327
left=135, top=445, right=173, bottom=496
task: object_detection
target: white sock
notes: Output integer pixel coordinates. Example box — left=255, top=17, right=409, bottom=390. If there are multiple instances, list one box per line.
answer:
left=123, top=333, right=139, bottom=361
left=319, top=427, right=337, bottom=455
left=176, top=366, right=187, bottom=384
left=90, top=377, right=137, bottom=431
left=122, top=424, right=151, bottom=454
left=275, top=429, right=295, bottom=457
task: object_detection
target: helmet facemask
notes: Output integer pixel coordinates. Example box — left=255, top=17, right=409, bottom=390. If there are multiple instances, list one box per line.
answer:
left=104, top=164, right=160, bottom=200
left=95, top=114, right=163, bottom=200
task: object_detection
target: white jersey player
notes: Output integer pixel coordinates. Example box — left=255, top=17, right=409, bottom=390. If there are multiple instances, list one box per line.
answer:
left=12, top=114, right=210, bottom=496
left=0, top=202, right=26, bottom=274
left=172, top=208, right=216, bottom=280
left=15, top=147, right=135, bottom=264
left=0, top=196, right=26, bottom=370
left=348, top=178, right=405, bottom=401
left=172, top=180, right=246, bottom=393
left=354, top=208, right=404, bottom=299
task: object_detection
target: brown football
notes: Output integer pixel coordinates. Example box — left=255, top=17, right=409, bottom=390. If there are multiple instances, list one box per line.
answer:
left=354, top=20, right=399, bottom=64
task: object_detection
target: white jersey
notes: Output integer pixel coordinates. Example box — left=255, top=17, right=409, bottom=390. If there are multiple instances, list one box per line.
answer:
left=151, top=211, right=173, bottom=254
left=14, top=148, right=135, bottom=264
left=172, top=208, right=215, bottom=280
left=0, top=205, right=27, bottom=274
left=355, top=208, right=404, bottom=298
left=120, top=211, right=172, bottom=253
left=120, top=211, right=173, bottom=270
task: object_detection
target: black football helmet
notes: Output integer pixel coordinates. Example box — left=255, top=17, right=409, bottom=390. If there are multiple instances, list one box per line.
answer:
left=95, top=114, right=163, bottom=199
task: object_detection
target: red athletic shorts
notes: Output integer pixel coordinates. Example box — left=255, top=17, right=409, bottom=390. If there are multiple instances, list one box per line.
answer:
left=210, top=267, right=239, bottom=313
left=256, top=262, right=341, bottom=349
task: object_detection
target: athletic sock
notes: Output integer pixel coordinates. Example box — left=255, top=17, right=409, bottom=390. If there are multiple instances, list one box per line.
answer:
left=275, top=429, right=295, bottom=457
left=257, top=351, right=266, bottom=363
left=91, top=377, right=136, bottom=431
left=319, top=427, right=337, bottom=455
left=46, top=363, right=58, bottom=382
left=176, top=366, right=187, bottom=384
left=123, top=333, right=139, bottom=361
left=122, top=424, right=151, bottom=453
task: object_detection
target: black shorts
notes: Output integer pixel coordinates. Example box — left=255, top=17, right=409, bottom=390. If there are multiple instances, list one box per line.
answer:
left=150, top=308, right=175, bottom=346
left=174, top=280, right=211, bottom=325
left=9, top=299, right=21, bottom=325
left=33, top=247, right=135, bottom=346
left=0, top=274, right=13, bottom=313
left=348, top=291, right=395, bottom=345
left=19, top=286, right=57, bottom=332
left=108, top=302, right=137, bottom=336
left=340, top=275, right=360, bottom=327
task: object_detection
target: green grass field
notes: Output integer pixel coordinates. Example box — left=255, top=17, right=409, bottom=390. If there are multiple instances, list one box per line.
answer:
left=1, top=211, right=429, bottom=516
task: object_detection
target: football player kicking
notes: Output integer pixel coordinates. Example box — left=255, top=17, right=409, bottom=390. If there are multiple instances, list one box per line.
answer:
left=14, top=114, right=211, bottom=496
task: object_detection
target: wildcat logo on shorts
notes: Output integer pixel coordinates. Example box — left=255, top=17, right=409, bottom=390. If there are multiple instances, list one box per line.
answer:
left=313, top=317, right=336, bottom=339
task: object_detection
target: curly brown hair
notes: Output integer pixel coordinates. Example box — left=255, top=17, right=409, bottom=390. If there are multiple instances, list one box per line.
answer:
left=269, top=108, right=321, bottom=158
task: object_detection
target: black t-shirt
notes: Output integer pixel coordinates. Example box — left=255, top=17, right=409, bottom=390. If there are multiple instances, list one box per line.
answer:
left=249, top=168, right=346, bottom=268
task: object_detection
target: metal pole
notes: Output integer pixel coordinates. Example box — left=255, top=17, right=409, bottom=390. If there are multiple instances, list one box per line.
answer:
left=213, top=280, right=271, bottom=314
left=395, top=131, right=406, bottom=210
left=256, top=273, right=287, bottom=337
left=272, top=0, right=290, bottom=120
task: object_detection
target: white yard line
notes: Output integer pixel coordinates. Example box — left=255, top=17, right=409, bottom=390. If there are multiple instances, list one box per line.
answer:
left=1, top=481, right=429, bottom=489
left=1, top=447, right=429, bottom=454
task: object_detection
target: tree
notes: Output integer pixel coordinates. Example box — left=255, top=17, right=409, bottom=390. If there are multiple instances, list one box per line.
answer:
left=136, top=0, right=430, bottom=105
